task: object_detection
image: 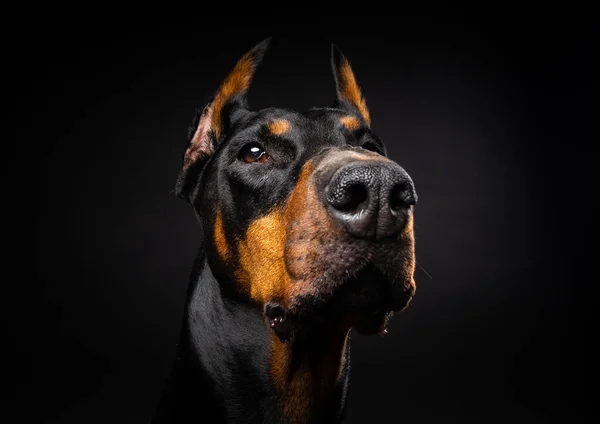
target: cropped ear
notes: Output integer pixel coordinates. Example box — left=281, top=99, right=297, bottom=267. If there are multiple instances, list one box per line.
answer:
left=174, top=38, right=271, bottom=201
left=331, top=44, right=371, bottom=127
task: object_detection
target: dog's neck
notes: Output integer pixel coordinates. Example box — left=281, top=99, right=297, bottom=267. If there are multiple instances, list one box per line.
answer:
left=154, top=250, right=351, bottom=423
left=269, top=318, right=351, bottom=424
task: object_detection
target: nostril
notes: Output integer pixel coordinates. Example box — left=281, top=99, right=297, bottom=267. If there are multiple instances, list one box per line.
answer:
left=330, top=183, right=369, bottom=213
left=389, top=183, right=414, bottom=212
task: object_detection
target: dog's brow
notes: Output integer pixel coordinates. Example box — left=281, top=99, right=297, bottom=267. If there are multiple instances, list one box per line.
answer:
left=340, top=116, right=360, bottom=131
left=268, top=119, right=291, bottom=136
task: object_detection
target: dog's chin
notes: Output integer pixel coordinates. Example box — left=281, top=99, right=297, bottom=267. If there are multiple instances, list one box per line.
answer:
left=289, top=263, right=415, bottom=336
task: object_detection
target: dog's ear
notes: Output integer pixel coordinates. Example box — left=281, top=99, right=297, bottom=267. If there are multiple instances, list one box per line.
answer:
left=331, top=44, right=371, bottom=127
left=174, top=38, right=271, bottom=201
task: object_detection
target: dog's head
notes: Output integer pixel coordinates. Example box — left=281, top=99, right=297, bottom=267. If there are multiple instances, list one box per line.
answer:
left=175, top=39, right=417, bottom=341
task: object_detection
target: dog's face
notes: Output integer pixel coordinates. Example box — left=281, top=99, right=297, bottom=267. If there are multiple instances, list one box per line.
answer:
left=175, top=39, right=417, bottom=339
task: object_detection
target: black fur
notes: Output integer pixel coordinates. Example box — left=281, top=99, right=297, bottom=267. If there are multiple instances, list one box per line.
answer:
left=151, top=252, right=352, bottom=423
left=151, top=39, right=416, bottom=423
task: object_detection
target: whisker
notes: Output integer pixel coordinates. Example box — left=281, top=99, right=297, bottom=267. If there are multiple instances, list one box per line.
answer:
left=416, top=260, right=432, bottom=279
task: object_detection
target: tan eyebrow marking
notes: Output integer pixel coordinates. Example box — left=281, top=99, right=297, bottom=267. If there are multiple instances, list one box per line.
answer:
left=268, top=119, right=290, bottom=135
left=340, top=115, right=360, bottom=131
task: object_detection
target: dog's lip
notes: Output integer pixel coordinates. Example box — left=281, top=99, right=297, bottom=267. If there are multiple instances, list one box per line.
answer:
left=335, top=263, right=396, bottom=304
left=265, top=260, right=414, bottom=340
left=287, top=260, right=413, bottom=318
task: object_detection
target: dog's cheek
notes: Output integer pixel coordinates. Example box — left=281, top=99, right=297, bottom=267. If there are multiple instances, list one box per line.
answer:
left=281, top=162, right=332, bottom=303
left=283, top=220, right=323, bottom=281
left=235, top=210, right=288, bottom=303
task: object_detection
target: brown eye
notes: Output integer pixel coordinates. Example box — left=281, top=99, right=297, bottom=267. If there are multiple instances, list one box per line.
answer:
left=239, top=143, right=269, bottom=163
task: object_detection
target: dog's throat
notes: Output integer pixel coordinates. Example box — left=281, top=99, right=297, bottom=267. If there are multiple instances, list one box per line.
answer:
left=268, top=321, right=351, bottom=424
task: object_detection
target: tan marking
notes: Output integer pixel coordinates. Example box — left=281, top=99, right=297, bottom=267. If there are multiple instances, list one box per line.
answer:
left=234, top=153, right=417, bottom=423
left=268, top=119, right=290, bottom=136
left=270, top=334, right=311, bottom=424
left=340, top=115, right=360, bottom=131
left=235, top=161, right=324, bottom=304
left=271, top=328, right=350, bottom=424
left=338, top=58, right=371, bottom=126
left=211, top=47, right=261, bottom=139
left=235, top=161, right=349, bottom=422
left=271, top=163, right=350, bottom=423
left=237, top=152, right=413, bottom=304
left=282, top=163, right=335, bottom=300
left=236, top=211, right=287, bottom=301
left=214, top=208, right=229, bottom=261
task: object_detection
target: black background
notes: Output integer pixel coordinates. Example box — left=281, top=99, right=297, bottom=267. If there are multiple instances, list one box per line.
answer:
left=17, top=13, right=595, bottom=424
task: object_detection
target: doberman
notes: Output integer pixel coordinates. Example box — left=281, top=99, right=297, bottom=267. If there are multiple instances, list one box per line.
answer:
left=151, top=38, right=418, bottom=424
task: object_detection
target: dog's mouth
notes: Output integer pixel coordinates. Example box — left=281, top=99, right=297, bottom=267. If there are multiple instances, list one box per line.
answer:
left=265, top=261, right=415, bottom=343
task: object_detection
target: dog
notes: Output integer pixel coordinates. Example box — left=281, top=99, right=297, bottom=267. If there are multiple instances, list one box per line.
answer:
left=151, top=38, right=418, bottom=424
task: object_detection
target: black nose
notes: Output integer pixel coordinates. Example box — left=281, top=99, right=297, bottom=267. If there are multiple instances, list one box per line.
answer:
left=324, top=161, right=417, bottom=239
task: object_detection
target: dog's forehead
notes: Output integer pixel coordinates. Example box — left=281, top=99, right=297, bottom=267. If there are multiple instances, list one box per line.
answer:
left=246, top=107, right=354, bottom=131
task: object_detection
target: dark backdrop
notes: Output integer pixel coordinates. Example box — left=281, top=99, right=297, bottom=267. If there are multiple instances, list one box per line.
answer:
left=20, top=15, right=594, bottom=424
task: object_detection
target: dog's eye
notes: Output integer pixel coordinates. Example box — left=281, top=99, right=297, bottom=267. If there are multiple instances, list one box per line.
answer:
left=239, top=143, right=269, bottom=163
left=361, top=141, right=382, bottom=154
